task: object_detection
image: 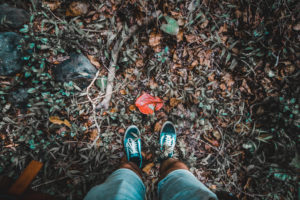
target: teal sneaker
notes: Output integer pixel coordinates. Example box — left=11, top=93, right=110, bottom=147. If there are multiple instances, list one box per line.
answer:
left=160, top=121, right=176, bottom=158
left=124, top=125, right=142, bottom=168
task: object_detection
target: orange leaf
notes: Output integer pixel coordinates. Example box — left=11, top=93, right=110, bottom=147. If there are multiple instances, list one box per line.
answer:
left=49, top=116, right=64, bottom=125
left=87, top=55, right=101, bottom=68
left=135, top=93, right=163, bottom=115
left=142, top=162, right=154, bottom=174
left=49, top=116, right=71, bottom=128
left=63, top=119, right=71, bottom=128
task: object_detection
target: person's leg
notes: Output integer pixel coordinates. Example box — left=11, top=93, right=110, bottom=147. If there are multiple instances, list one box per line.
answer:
left=159, top=158, right=189, bottom=181
left=85, top=126, right=145, bottom=200
left=119, top=161, right=143, bottom=179
left=158, top=122, right=218, bottom=200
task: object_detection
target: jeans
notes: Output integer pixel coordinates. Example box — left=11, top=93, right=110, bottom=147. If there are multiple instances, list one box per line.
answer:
left=84, top=168, right=218, bottom=200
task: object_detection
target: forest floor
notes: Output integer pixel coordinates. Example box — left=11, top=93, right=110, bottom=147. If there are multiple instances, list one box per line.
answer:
left=0, top=0, right=299, bottom=199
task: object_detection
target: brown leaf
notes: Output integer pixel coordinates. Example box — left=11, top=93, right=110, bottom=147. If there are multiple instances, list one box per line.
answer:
left=43, top=1, right=61, bottom=11
left=49, top=116, right=71, bottom=128
left=129, top=105, right=136, bottom=111
left=49, top=116, right=64, bottom=125
left=66, top=2, right=89, bottom=17
left=89, top=129, right=98, bottom=141
left=203, top=135, right=219, bottom=147
left=176, top=30, right=183, bottom=42
left=154, top=121, right=162, bottom=132
left=87, top=55, right=101, bottom=68
left=200, top=19, right=209, bottom=29
left=63, top=119, right=71, bottom=128
left=293, top=23, right=300, bottom=31
left=118, top=128, right=125, bottom=134
left=223, top=73, right=235, bottom=88
left=135, top=59, right=144, bottom=67
left=120, top=90, right=127, bottom=95
left=212, top=130, right=221, bottom=140
left=170, top=98, right=180, bottom=107
left=220, top=83, right=226, bottom=91
left=149, top=32, right=162, bottom=52
left=142, top=162, right=154, bottom=174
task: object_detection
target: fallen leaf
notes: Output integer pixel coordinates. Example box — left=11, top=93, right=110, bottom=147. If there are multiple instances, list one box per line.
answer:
left=160, top=16, right=179, bottom=35
left=136, top=59, right=144, bottom=67
left=154, top=121, right=162, bottom=132
left=63, top=119, right=71, bottom=128
left=66, top=2, right=89, bottom=17
left=135, top=93, right=164, bottom=115
left=87, top=55, right=101, bottom=68
left=212, top=130, right=221, bottom=140
left=43, top=1, right=61, bottom=11
left=293, top=23, right=300, bottom=31
left=49, top=116, right=63, bottom=125
left=49, top=116, right=71, bottom=128
left=170, top=98, right=180, bottom=107
left=149, top=32, right=162, bottom=52
left=129, top=105, right=136, bottom=111
left=176, top=30, right=184, bottom=42
left=120, top=90, right=127, bottom=95
left=203, top=135, right=219, bottom=147
left=200, top=19, right=209, bottom=29
left=90, top=129, right=98, bottom=141
left=142, top=162, right=154, bottom=174
left=118, top=128, right=125, bottom=134
left=222, top=73, right=235, bottom=88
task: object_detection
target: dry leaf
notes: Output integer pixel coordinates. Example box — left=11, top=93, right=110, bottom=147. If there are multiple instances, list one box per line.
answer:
left=293, top=23, right=300, bottom=31
left=49, top=116, right=64, bottom=125
left=120, top=90, right=127, bottom=95
left=154, top=121, right=162, bottom=132
left=176, top=30, right=184, bottom=42
left=129, top=105, right=136, bottom=111
left=43, top=1, right=61, bottom=11
left=200, top=19, right=209, bottom=29
left=149, top=32, right=162, bottom=52
left=212, top=130, right=221, bottom=140
left=63, top=119, right=71, bottom=128
left=136, top=59, right=144, bottom=67
left=66, top=2, right=89, bottom=17
left=142, top=162, right=154, bottom=174
left=49, top=116, right=71, bottom=128
left=87, top=55, right=101, bottom=68
left=90, top=129, right=98, bottom=141
left=170, top=98, right=180, bottom=107
left=223, top=73, right=235, bottom=88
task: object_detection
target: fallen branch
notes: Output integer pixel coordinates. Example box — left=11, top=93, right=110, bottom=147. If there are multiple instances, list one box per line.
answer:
left=97, top=11, right=161, bottom=109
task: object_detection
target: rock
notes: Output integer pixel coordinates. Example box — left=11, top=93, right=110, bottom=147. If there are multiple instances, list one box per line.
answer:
left=0, top=4, right=29, bottom=28
left=53, top=53, right=97, bottom=82
left=9, top=88, right=29, bottom=108
left=66, top=2, right=89, bottom=17
left=0, top=32, right=24, bottom=76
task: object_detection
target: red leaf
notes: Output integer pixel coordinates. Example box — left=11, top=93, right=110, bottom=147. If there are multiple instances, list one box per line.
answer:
left=135, top=93, right=163, bottom=114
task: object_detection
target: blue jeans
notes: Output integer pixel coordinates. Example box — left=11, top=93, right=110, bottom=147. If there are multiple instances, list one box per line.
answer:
left=84, top=168, right=218, bottom=200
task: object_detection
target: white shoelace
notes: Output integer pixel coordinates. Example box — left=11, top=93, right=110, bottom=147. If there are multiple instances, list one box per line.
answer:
left=127, top=138, right=138, bottom=154
left=165, top=135, right=174, bottom=150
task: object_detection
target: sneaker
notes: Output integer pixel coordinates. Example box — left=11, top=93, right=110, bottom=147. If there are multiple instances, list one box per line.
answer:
left=124, top=125, right=142, bottom=168
left=160, top=121, right=176, bottom=158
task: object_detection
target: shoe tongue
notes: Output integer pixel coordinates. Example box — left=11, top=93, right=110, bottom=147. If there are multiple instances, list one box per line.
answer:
left=131, top=153, right=139, bottom=157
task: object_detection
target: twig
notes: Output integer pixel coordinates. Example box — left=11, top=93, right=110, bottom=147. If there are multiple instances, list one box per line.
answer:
left=96, top=11, right=161, bottom=110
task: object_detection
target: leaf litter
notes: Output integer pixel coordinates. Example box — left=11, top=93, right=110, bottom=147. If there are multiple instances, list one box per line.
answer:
left=0, top=0, right=299, bottom=200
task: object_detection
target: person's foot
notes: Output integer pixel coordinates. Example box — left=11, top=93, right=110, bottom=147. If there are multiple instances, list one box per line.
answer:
left=124, top=125, right=142, bottom=168
left=160, top=121, right=176, bottom=158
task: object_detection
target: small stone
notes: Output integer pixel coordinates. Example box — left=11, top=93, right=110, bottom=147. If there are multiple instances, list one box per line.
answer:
left=66, top=2, right=89, bottom=17
left=9, top=88, right=29, bottom=108
left=53, top=53, right=97, bottom=83
left=0, top=4, right=29, bottom=28
left=0, top=32, right=24, bottom=76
